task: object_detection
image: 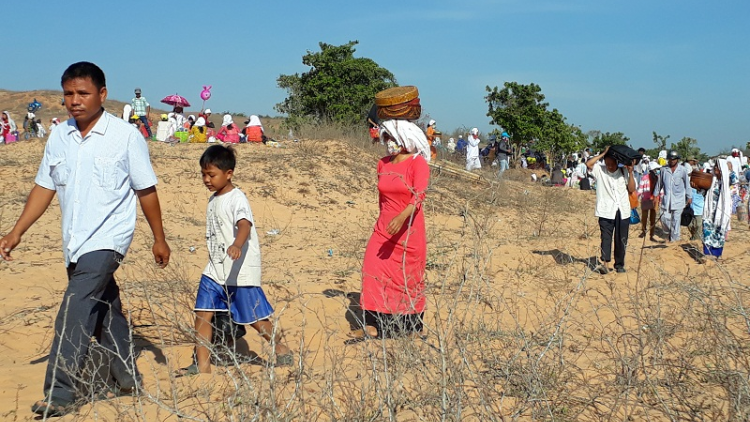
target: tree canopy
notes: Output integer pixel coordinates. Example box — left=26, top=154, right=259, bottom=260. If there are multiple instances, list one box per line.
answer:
left=485, top=82, right=586, bottom=160
left=276, top=41, right=396, bottom=127
left=589, top=131, right=630, bottom=153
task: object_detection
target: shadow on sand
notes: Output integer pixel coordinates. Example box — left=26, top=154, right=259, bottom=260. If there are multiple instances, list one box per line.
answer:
left=532, top=249, right=600, bottom=270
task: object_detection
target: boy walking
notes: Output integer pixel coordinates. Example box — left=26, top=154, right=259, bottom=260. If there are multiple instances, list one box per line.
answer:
left=180, top=145, right=291, bottom=375
left=0, top=62, right=170, bottom=416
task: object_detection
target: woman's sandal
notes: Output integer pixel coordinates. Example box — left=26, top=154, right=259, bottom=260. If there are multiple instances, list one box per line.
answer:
left=345, top=327, right=378, bottom=345
left=174, top=363, right=200, bottom=378
left=31, top=398, right=75, bottom=417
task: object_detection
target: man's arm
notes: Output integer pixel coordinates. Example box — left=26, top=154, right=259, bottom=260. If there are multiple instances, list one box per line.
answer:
left=586, top=146, right=609, bottom=171
left=626, top=164, right=636, bottom=193
left=684, top=169, right=692, bottom=204
left=135, top=186, right=170, bottom=268
left=0, top=185, right=56, bottom=260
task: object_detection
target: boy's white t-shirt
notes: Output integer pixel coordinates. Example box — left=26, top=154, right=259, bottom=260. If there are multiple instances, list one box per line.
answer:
left=203, top=188, right=261, bottom=286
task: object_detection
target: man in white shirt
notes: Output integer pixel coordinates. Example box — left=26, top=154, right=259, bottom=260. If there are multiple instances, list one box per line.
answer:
left=586, top=146, right=636, bottom=274
left=0, top=62, right=171, bottom=416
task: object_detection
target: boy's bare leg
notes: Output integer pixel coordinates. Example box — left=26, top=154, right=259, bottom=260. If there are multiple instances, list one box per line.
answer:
left=251, top=320, right=290, bottom=356
left=195, top=311, right=214, bottom=373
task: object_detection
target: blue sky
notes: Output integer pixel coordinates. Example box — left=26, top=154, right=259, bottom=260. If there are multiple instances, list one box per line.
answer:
left=3, top=0, right=748, bottom=154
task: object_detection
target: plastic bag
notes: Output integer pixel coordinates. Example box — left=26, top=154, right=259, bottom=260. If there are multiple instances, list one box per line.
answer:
left=680, top=205, right=694, bottom=226
left=629, top=208, right=641, bottom=225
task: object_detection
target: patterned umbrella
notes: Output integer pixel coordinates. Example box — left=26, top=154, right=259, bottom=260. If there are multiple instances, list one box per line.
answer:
left=160, top=94, right=191, bottom=108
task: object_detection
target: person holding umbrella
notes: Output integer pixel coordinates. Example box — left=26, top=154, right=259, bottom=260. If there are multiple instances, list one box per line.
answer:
left=161, top=94, right=190, bottom=128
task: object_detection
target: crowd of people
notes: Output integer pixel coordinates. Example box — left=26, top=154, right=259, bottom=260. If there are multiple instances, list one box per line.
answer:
left=586, top=146, right=749, bottom=272
left=121, top=88, right=269, bottom=145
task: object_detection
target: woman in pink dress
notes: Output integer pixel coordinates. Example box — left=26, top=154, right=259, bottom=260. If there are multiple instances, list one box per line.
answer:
left=350, top=119, right=431, bottom=340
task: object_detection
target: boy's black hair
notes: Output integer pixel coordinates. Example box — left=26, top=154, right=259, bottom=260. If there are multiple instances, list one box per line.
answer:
left=200, top=145, right=236, bottom=171
left=61, top=62, right=106, bottom=90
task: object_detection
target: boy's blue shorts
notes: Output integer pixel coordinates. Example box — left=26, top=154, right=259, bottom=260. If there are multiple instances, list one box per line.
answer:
left=194, top=275, right=274, bottom=325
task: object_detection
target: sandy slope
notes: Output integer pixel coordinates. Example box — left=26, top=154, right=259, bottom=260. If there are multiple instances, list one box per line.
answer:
left=0, top=130, right=749, bottom=420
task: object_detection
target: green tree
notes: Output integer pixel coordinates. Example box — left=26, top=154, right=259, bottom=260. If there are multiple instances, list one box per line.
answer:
left=536, top=110, right=588, bottom=163
left=276, top=41, right=396, bottom=127
left=589, top=131, right=630, bottom=153
left=670, top=137, right=706, bottom=162
left=485, top=82, right=548, bottom=155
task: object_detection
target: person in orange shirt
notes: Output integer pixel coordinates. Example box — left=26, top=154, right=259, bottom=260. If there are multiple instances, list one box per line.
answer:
left=426, top=119, right=438, bottom=161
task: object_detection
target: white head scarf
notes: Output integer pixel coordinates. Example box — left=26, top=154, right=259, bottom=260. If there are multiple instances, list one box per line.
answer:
left=379, top=119, right=431, bottom=162
left=703, top=158, right=732, bottom=237
left=448, top=137, right=455, bottom=145
left=470, top=128, right=479, bottom=137
left=221, top=114, right=233, bottom=127
left=428, top=119, right=436, bottom=127
left=2, top=111, right=17, bottom=131
left=204, top=108, right=212, bottom=114
left=194, top=117, right=206, bottom=127
left=247, top=115, right=263, bottom=128
left=188, top=114, right=196, bottom=122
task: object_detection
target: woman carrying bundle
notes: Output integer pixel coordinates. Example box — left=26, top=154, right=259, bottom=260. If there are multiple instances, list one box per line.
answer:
left=350, top=119, right=430, bottom=340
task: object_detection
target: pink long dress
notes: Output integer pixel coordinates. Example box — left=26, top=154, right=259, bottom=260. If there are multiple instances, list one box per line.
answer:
left=361, top=154, right=429, bottom=315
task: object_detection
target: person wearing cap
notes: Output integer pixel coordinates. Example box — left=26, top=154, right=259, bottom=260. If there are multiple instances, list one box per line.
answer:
left=683, top=156, right=697, bottom=173
left=656, top=150, right=692, bottom=242
left=586, top=146, right=636, bottom=273
left=131, top=88, right=152, bottom=138
left=495, top=132, right=511, bottom=177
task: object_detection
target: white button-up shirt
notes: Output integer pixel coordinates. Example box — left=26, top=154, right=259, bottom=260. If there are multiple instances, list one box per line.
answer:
left=590, top=163, right=631, bottom=219
left=35, top=111, right=158, bottom=265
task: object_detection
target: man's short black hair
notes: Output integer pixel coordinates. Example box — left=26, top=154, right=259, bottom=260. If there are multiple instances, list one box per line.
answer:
left=61, top=62, right=106, bottom=90
left=637, top=147, right=646, bottom=153
left=200, top=145, right=236, bottom=171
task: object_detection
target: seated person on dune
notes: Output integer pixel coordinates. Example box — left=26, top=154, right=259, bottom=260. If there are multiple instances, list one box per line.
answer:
left=242, top=115, right=265, bottom=143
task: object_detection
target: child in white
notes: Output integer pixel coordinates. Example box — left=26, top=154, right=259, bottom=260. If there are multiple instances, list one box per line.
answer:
left=183, top=145, right=292, bottom=375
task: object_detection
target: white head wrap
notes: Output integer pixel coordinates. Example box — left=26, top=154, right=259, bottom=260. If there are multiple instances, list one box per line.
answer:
left=703, top=159, right=732, bottom=237
left=188, top=114, right=196, bottom=121
left=222, top=114, right=233, bottom=127
left=648, top=161, right=660, bottom=171
left=247, top=115, right=263, bottom=128
left=658, top=150, right=667, bottom=159
left=204, top=108, right=212, bottom=114
left=379, top=119, right=431, bottom=162
left=470, top=127, right=479, bottom=136
left=428, top=119, right=436, bottom=127
left=195, top=117, right=206, bottom=127
left=2, top=111, right=16, bottom=131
